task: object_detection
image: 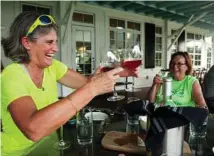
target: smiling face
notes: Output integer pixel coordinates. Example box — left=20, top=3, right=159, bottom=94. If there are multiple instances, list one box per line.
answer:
left=25, top=29, right=58, bottom=68
left=170, top=55, right=188, bottom=80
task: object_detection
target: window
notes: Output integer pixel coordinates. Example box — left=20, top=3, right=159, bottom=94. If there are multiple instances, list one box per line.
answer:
left=109, top=18, right=141, bottom=59
left=73, top=12, right=94, bottom=25
left=171, top=29, right=178, bottom=54
left=205, top=36, right=213, bottom=69
left=155, top=26, right=163, bottom=67
left=22, top=4, right=51, bottom=14
left=186, top=32, right=203, bottom=67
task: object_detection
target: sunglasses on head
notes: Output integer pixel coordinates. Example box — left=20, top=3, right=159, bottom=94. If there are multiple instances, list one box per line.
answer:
left=26, top=15, right=56, bottom=36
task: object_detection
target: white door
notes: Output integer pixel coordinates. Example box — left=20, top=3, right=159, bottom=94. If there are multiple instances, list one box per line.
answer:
left=72, top=26, right=95, bottom=76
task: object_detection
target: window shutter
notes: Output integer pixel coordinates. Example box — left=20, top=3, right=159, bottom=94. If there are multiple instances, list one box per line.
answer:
left=145, top=23, right=155, bottom=68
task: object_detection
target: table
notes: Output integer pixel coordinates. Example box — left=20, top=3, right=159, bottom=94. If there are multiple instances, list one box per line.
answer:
left=27, top=92, right=214, bottom=156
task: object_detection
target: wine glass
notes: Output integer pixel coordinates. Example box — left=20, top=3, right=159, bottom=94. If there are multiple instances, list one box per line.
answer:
left=100, top=50, right=125, bottom=101
left=122, top=45, right=143, bottom=101
left=53, top=97, right=70, bottom=150
left=53, top=125, right=70, bottom=150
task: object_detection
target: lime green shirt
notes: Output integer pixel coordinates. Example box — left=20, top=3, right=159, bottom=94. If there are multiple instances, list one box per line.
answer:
left=1, top=59, right=68, bottom=156
left=156, top=75, right=198, bottom=107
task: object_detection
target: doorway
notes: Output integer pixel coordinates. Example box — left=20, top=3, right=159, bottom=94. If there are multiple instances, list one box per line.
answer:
left=72, top=26, right=95, bottom=76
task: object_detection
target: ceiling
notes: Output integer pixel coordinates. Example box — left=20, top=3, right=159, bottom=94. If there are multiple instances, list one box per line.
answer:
left=81, top=1, right=214, bottom=32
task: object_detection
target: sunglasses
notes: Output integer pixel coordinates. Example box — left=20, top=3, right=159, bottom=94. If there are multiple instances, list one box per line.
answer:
left=26, top=15, right=56, bottom=36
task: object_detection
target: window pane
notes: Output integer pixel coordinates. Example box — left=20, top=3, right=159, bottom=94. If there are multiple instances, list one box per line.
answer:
left=195, top=55, right=201, bottom=60
left=37, top=7, right=50, bottom=14
left=84, top=14, right=93, bottom=24
left=134, top=34, right=140, bottom=43
left=155, top=27, right=162, bottom=34
left=116, top=32, right=125, bottom=49
left=127, top=21, right=134, bottom=30
left=84, top=31, right=91, bottom=42
left=110, top=40, right=116, bottom=49
left=118, top=20, right=125, bottom=29
left=195, top=46, right=201, bottom=53
left=156, top=45, right=162, bottom=51
left=156, top=37, right=162, bottom=44
left=73, top=13, right=83, bottom=22
left=76, top=41, right=84, bottom=54
left=187, top=47, right=194, bottom=53
left=187, top=33, right=194, bottom=39
left=22, top=5, right=36, bottom=12
left=110, top=18, right=117, bottom=27
left=135, top=23, right=141, bottom=31
left=85, top=42, right=91, bottom=50
left=126, top=32, right=133, bottom=48
left=110, top=31, right=115, bottom=39
left=76, top=30, right=83, bottom=41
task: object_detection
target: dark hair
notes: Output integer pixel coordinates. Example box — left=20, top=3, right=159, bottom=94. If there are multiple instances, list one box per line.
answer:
left=1, top=12, right=58, bottom=63
left=169, top=51, right=193, bottom=75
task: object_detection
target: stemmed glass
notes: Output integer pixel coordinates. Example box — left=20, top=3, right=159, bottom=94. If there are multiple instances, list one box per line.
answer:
left=122, top=46, right=143, bottom=101
left=53, top=97, right=70, bottom=150
left=53, top=125, right=70, bottom=150
left=100, top=50, right=125, bottom=101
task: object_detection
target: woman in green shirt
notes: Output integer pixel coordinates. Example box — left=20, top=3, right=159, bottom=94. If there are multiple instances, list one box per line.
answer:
left=1, top=12, right=137, bottom=156
left=148, top=52, right=207, bottom=108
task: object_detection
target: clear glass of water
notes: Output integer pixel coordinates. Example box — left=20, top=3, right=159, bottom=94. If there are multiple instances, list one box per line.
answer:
left=126, top=114, right=139, bottom=134
left=189, top=116, right=208, bottom=138
left=76, top=107, right=93, bottom=145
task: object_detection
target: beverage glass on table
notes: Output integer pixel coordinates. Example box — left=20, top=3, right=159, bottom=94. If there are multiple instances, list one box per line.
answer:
left=76, top=107, right=93, bottom=145
left=126, top=114, right=139, bottom=134
left=53, top=98, right=70, bottom=150
left=53, top=125, right=70, bottom=150
left=189, top=116, right=208, bottom=138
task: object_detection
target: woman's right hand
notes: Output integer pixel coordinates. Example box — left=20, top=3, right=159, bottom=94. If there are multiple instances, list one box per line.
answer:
left=88, top=67, right=123, bottom=96
left=153, top=74, right=163, bottom=85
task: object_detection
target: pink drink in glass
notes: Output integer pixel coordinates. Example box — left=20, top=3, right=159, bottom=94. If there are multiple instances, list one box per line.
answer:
left=121, top=59, right=142, bottom=69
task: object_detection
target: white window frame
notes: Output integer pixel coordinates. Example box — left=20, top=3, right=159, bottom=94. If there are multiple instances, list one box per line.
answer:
left=155, top=26, right=163, bottom=67
left=205, top=36, right=213, bottom=69
left=21, top=2, right=52, bottom=14
left=186, top=32, right=203, bottom=68
left=72, top=11, right=95, bottom=27
left=108, top=17, right=142, bottom=59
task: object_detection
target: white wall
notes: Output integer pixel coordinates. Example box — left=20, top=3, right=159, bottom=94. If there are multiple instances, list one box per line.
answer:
left=1, top=1, right=214, bottom=96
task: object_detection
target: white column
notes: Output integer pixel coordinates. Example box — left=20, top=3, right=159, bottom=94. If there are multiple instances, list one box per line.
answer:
left=59, top=1, right=77, bottom=97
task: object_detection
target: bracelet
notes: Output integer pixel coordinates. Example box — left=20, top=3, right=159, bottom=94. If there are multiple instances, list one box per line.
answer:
left=66, top=97, right=78, bottom=114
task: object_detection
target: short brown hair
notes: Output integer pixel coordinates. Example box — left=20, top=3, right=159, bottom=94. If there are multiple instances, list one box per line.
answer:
left=169, top=51, right=193, bottom=75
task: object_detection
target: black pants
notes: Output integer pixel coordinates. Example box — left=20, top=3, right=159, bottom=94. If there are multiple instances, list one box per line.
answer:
left=206, top=98, right=214, bottom=113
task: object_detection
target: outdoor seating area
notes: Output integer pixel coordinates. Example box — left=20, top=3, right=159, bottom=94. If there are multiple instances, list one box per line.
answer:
left=1, top=1, right=214, bottom=156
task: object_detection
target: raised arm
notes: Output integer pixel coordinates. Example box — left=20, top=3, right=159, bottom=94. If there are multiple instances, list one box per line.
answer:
left=147, top=74, right=162, bottom=103
left=8, top=68, right=123, bottom=142
left=58, top=68, right=88, bottom=89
